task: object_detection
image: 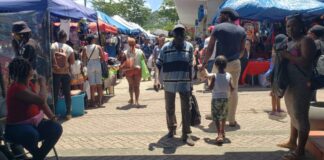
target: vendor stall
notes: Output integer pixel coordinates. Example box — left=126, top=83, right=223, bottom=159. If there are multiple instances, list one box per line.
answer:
left=0, top=0, right=99, bottom=117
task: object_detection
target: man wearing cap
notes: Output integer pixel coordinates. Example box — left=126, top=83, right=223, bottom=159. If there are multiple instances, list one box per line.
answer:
left=201, top=7, right=246, bottom=127
left=154, top=24, right=195, bottom=146
left=12, top=21, right=42, bottom=72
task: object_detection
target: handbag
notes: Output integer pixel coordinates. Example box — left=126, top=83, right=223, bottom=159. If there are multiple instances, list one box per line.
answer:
left=101, top=61, right=109, bottom=78
left=190, top=93, right=201, bottom=126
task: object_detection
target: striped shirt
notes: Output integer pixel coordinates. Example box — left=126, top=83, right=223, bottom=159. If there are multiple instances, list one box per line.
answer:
left=156, top=41, right=194, bottom=93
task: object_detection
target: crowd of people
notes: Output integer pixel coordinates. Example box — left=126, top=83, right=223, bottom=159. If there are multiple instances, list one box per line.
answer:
left=0, top=6, right=323, bottom=160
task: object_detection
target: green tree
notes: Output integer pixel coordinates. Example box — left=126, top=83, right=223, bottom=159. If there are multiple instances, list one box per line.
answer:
left=92, top=0, right=151, bottom=26
left=158, top=0, right=179, bottom=23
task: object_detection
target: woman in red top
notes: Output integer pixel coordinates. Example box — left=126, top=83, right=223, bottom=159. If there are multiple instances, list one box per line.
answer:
left=5, top=58, right=62, bottom=160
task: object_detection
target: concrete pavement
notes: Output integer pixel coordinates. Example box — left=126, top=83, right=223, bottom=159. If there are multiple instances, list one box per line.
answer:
left=49, top=79, right=321, bottom=160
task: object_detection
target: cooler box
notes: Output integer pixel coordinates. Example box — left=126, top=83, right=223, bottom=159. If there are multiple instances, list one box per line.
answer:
left=55, top=93, right=85, bottom=117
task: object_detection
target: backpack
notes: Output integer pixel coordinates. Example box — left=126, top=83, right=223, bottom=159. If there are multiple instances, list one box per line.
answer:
left=53, top=43, right=69, bottom=74
left=310, top=40, right=324, bottom=90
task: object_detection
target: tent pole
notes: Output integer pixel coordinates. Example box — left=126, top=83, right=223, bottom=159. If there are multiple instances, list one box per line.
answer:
left=96, top=20, right=102, bottom=47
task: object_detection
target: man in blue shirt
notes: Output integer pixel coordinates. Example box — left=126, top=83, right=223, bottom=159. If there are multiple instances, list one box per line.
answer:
left=201, top=7, right=246, bottom=127
left=154, top=24, right=195, bottom=146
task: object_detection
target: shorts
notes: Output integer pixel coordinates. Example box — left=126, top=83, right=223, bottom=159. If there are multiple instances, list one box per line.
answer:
left=87, top=59, right=102, bottom=85
left=125, top=68, right=141, bottom=78
left=211, top=98, right=228, bottom=121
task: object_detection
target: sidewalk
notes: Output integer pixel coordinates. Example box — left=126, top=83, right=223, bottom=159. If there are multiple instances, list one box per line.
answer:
left=51, top=79, right=320, bottom=160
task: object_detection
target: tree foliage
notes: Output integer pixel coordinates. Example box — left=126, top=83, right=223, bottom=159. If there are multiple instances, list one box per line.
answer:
left=92, top=0, right=179, bottom=32
left=92, top=0, right=151, bottom=26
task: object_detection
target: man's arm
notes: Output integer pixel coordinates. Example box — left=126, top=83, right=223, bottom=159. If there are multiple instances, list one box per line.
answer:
left=203, top=36, right=216, bottom=67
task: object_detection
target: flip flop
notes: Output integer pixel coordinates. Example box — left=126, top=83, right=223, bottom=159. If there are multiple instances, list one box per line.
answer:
left=216, top=136, right=224, bottom=144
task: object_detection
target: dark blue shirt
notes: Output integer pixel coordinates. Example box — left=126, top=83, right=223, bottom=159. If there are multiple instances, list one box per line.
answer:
left=141, top=44, right=153, bottom=59
left=213, top=22, right=246, bottom=61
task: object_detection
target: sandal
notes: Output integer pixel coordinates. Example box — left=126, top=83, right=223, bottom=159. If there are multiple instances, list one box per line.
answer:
left=277, top=142, right=297, bottom=150
left=215, top=136, right=224, bottom=144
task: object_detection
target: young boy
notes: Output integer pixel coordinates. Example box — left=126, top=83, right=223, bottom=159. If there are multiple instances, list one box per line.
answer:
left=205, top=55, right=234, bottom=144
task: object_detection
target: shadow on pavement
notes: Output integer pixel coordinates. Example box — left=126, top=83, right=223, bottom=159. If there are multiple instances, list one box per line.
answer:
left=148, top=135, right=185, bottom=154
left=116, top=104, right=147, bottom=110
left=48, top=150, right=316, bottom=160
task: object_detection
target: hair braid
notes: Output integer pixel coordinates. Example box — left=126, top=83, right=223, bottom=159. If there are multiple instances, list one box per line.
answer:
left=8, top=58, right=32, bottom=82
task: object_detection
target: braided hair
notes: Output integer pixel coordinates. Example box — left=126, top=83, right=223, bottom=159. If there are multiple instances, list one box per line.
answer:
left=8, top=57, right=32, bottom=82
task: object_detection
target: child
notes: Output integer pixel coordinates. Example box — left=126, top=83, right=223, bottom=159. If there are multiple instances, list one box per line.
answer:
left=205, top=55, right=234, bottom=144
left=70, top=52, right=84, bottom=90
left=268, top=36, right=286, bottom=116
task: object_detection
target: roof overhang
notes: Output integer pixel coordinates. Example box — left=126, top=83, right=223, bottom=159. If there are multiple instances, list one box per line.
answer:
left=174, top=0, right=205, bottom=26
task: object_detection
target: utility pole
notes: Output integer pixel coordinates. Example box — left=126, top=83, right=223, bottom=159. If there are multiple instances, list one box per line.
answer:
left=84, top=0, right=87, bottom=7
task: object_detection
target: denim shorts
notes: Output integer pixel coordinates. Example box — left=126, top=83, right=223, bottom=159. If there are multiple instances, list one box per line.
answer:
left=87, top=59, right=102, bottom=85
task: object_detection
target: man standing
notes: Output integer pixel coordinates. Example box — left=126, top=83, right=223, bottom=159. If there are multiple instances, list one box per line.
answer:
left=152, top=34, right=166, bottom=88
left=51, top=30, right=75, bottom=120
left=154, top=24, right=195, bottom=146
left=201, top=8, right=246, bottom=127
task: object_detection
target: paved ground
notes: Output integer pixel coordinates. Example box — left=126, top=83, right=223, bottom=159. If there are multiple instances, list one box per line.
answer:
left=49, top=79, right=323, bottom=160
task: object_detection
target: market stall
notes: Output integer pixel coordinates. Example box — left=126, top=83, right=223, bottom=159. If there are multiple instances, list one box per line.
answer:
left=0, top=0, right=100, bottom=117
left=212, top=0, right=324, bottom=85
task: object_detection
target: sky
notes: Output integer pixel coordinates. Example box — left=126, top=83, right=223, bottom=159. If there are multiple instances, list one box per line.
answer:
left=74, top=0, right=163, bottom=12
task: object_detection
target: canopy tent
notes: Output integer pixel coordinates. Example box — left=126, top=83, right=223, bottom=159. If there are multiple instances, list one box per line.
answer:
left=152, top=29, right=169, bottom=36
left=112, top=15, right=141, bottom=35
left=53, top=21, right=118, bottom=34
left=48, top=0, right=97, bottom=22
left=0, top=0, right=97, bottom=22
left=128, top=22, right=156, bottom=39
left=89, top=20, right=118, bottom=34
left=0, top=0, right=47, bottom=12
left=213, top=0, right=324, bottom=22
left=97, top=11, right=130, bottom=34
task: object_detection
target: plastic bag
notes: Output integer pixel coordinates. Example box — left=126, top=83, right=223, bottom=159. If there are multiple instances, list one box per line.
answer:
left=83, top=80, right=91, bottom=100
left=141, top=55, right=150, bottom=79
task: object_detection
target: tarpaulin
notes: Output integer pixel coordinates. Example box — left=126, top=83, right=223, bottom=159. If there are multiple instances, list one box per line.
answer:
left=213, top=0, right=324, bottom=22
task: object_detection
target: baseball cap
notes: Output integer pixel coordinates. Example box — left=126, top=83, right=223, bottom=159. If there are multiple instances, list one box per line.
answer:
left=12, top=21, right=31, bottom=33
left=173, top=24, right=186, bottom=32
left=220, top=7, right=239, bottom=21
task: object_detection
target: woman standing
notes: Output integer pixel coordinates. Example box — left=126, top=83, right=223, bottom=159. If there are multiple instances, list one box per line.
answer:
left=277, top=15, right=317, bottom=160
left=121, top=37, right=144, bottom=106
left=82, top=35, right=104, bottom=107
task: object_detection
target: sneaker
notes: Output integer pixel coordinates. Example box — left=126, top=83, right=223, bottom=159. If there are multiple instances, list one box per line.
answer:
left=182, top=134, right=195, bottom=146
left=65, top=114, right=72, bottom=120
